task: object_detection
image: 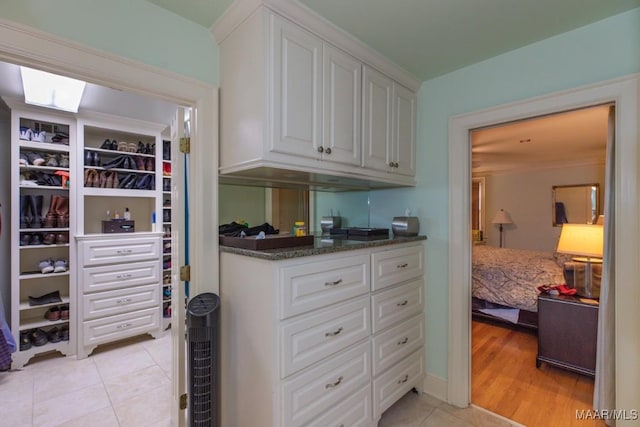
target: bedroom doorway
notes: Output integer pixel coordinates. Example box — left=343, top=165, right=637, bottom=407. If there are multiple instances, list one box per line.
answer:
left=447, top=75, right=639, bottom=426
left=468, top=104, right=610, bottom=426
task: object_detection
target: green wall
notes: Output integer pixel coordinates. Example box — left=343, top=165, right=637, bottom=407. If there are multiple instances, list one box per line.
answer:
left=371, top=7, right=640, bottom=380
left=0, top=0, right=218, bottom=85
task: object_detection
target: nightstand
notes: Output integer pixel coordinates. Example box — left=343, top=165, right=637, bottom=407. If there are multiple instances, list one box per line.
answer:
left=536, top=294, right=599, bottom=377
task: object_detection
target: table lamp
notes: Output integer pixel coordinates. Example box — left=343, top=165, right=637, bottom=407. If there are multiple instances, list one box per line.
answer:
left=556, top=223, right=603, bottom=298
left=491, top=209, right=513, bottom=248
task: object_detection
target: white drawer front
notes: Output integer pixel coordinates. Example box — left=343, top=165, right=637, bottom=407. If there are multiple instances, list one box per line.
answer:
left=371, top=245, right=423, bottom=291
left=371, top=279, right=423, bottom=333
left=83, top=307, right=160, bottom=347
left=82, top=260, right=160, bottom=294
left=372, top=314, right=424, bottom=376
left=282, top=341, right=371, bottom=427
left=281, top=296, right=370, bottom=377
left=280, top=254, right=369, bottom=319
left=80, top=236, right=160, bottom=266
left=83, top=284, right=160, bottom=320
left=373, top=349, right=424, bottom=420
left=307, top=384, right=372, bottom=427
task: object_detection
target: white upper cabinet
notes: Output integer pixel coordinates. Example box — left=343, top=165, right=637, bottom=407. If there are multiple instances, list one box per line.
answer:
left=271, top=16, right=323, bottom=159
left=322, top=45, right=362, bottom=166
left=216, top=4, right=419, bottom=188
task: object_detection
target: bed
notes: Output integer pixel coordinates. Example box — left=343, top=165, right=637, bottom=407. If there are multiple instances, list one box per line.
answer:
left=472, top=245, right=569, bottom=328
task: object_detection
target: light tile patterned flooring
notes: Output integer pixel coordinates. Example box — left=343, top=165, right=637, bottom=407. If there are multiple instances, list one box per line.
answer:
left=0, top=332, right=518, bottom=427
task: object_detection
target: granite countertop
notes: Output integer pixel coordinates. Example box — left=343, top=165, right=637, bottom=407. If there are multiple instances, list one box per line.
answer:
left=219, top=234, right=427, bottom=260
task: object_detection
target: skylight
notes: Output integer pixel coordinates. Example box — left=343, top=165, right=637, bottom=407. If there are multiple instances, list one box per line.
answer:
left=20, top=66, right=86, bottom=113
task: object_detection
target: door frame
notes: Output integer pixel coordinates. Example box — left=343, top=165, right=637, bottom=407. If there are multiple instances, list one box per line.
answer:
left=447, top=75, right=639, bottom=410
left=0, top=18, right=219, bottom=425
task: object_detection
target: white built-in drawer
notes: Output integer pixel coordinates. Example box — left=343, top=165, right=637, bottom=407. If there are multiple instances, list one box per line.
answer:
left=373, top=349, right=424, bottom=420
left=79, top=236, right=161, bottom=266
left=371, top=244, right=423, bottom=291
left=83, top=284, right=160, bottom=320
left=372, top=314, right=424, bottom=376
left=371, top=279, right=423, bottom=333
left=82, top=260, right=160, bottom=294
left=83, top=307, right=160, bottom=347
left=281, top=295, right=370, bottom=377
left=279, top=254, right=369, bottom=319
left=282, top=341, right=371, bottom=427
left=307, top=384, right=372, bottom=427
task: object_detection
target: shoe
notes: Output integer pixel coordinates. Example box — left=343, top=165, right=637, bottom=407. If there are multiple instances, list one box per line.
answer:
left=102, top=155, right=126, bottom=170
left=92, top=152, right=101, bottom=167
left=163, top=304, right=171, bottom=318
left=119, top=174, right=137, bottom=189
left=20, top=331, right=32, bottom=350
left=135, top=175, right=151, bottom=190
left=100, top=139, right=112, bottom=149
left=163, top=209, right=171, bottom=223
left=30, top=195, right=44, bottom=228
left=55, top=233, right=69, bottom=244
left=20, top=233, right=32, bottom=246
left=163, top=274, right=171, bottom=285
left=30, top=329, right=48, bottom=346
left=135, top=156, right=146, bottom=171
left=32, top=131, right=47, bottom=143
left=20, top=127, right=33, bottom=141
left=44, top=153, right=58, bottom=167
left=137, top=141, right=146, bottom=153
left=53, top=259, right=68, bottom=273
left=42, top=233, right=57, bottom=245
left=163, top=162, right=171, bottom=176
left=60, top=305, right=69, bottom=320
left=58, top=154, right=70, bottom=168
left=118, top=140, right=129, bottom=152
left=27, top=152, right=45, bottom=166
left=145, top=157, right=154, bottom=171
left=39, top=259, right=54, bottom=274
left=30, top=233, right=43, bottom=245
left=163, top=140, right=171, bottom=160
left=46, top=327, right=62, bottom=343
left=19, top=152, right=29, bottom=166
left=163, top=260, right=171, bottom=270
left=85, top=150, right=94, bottom=166
left=28, top=290, right=62, bottom=306
left=45, top=306, right=61, bottom=321
left=123, top=156, right=135, bottom=170
left=20, top=195, right=32, bottom=229
left=128, top=142, right=137, bottom=153
left=60, top=325, right=69, bottom=341
left=99, top=171, right=108, bottom=188
left=43, top=195, right=60, bottom=227
left=51, top=132, right=69, bottom=144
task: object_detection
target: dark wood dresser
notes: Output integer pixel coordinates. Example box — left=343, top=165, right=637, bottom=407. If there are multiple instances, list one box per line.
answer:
left=536, top=294, right=599, bottom=377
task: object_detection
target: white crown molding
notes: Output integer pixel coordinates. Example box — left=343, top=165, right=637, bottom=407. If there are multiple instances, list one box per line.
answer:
left=212, top=0, right=421, bottom=92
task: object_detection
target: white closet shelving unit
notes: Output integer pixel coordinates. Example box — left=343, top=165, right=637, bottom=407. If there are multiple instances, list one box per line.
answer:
left=161, top=139, right=172, bottom=330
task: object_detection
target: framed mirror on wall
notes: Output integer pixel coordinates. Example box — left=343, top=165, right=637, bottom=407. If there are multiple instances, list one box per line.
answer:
left=552, top=183, right=599, bottom=226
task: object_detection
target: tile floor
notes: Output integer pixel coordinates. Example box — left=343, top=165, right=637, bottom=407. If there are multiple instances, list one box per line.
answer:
left=0, top=332, right=519, bottom=427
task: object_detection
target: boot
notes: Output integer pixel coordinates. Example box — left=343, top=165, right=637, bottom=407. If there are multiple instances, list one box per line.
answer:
left=43, top=195, right=60, bottom=228
left=56, top=196, right=69, bottom=228
left=30, top=195, right=44, bottom=228
left=20, top=195, right=32, bottom=229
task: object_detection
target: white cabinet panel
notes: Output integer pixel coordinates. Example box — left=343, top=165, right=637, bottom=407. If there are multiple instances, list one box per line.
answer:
left=371, top=244, right=424, bottom=291
left=323, top=44, right=361, bottom=166
left=79, top=236, right=160, bottom=266
left=371, top=279, right=424, bottom=333
left=279, top=253, right=369, bottom=319
left=281, top=295, right=370, bottom=377
left=83, top=283, right=160, bottom=320
left=393, top=83, right=417, bottom=177
left=362, top=66, right=393, bottom=172
left=271, top=14, right=323, bottom=158
left=282, top=341, right=371, bottom=426
left=372, top=314, right=424, bottom=376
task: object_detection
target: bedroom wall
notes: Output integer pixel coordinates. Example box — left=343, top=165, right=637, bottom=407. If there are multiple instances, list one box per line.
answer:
left=482, top=164, right=606, bottom=252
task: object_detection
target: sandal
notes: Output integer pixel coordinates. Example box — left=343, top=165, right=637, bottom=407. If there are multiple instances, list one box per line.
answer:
left=30, top=329, right=48, bottom=346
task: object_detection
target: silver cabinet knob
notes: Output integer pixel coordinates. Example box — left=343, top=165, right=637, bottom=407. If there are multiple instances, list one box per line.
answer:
left=317, top=146, right=324, bottom=153
left=325, top=147, right=332, bottom=154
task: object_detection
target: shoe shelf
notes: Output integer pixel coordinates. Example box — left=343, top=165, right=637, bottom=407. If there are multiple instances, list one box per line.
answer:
left=10, top=105, right=76, bottom=369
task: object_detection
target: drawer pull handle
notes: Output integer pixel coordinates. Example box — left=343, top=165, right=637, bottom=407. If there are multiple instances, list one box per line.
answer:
left=117, top=322, right=132, bottom=329
left=116, top=298, right=132, bottom=304
left=397, top=263, right=408, bottom=269
left=116, top=249, right=133, bottom=254
left=398, top=337, right=409, bottom=345
left=397, top=374, right=409, bottom=384
left=324, top=279, right=343, bottom=287
left=325, top=327, right=343, bottom=337
left=325, top=376, right=343, bottom=389
left=116, top=274, right=133, bottom=279
left=397, top=300, right=408, bottom=306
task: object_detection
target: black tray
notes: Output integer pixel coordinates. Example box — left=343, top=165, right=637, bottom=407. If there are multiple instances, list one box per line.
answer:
left=346, top=227, right=389, bottom=236
left=219, top=234, right=314, bottom=250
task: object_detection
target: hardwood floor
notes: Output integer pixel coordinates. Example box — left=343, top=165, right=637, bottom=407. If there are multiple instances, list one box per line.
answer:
left=472, top=319, right=606, bottom=427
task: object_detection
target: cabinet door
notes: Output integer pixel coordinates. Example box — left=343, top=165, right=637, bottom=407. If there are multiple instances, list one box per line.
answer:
left=323, top=44, right=361, bottom=166
left=362, top=66, right=393, bottom=172
left=393, top=83, right=417, bottom=176
left=271, top=15, right=323, bottom=159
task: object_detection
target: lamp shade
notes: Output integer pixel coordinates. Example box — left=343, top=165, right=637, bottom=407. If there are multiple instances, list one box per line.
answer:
left=556, top=224, right=603, bottom=258
left=491, top=209, right=513, bottom=225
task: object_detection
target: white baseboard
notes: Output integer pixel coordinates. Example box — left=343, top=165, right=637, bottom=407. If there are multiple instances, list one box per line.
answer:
left=422, top=373, right=448, bottom=402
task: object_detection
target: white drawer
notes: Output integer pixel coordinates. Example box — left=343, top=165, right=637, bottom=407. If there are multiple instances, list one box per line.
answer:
left=281, top=296, right=370, bottom=377
left=279, top=254, right=369, bottom=319
left=83, top=284, right=160, bottom=320
left=373, top=349, right=424, bottom=420
left=282, top=341, right=371, bottom=427
left=80, top=236, right=161, bottom=266
left=83, top=307, right=160, bottom=347
left=307, top=384, right=372, bottom=427
left=371, top=279, right=423, bottom=333
left=372, top=314, right=424, bottom=376
left=371, top=245, right=423, bottom=291
left=82, top=260, right=160, bottom=294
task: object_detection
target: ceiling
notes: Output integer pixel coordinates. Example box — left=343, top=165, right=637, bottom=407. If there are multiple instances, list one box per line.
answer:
left=148, top=0, right=640, bottom=82
left=471, top=104, right=609, bottom=175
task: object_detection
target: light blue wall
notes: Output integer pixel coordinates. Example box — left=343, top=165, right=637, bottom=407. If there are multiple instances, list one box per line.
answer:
left=0, top=0, right=218, bottom=85
left=317, top=7, right=640, bottom=380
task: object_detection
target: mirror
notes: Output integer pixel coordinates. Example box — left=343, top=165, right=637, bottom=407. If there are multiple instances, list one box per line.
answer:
left=552, top=184, right=599, bottom=226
